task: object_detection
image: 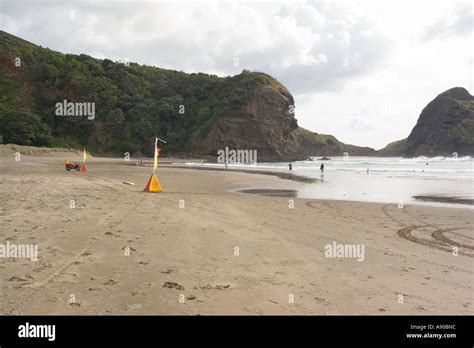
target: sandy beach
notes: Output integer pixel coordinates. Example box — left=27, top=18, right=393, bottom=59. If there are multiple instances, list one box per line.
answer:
left=0, top=154, right=472, bottom=315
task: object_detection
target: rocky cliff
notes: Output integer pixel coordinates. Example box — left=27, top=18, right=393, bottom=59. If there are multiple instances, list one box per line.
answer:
left=404, top=87, right=474, bottom=157
left=195, top=82, right=300, bottom=161
left=377, top=87, right=474, bottom=157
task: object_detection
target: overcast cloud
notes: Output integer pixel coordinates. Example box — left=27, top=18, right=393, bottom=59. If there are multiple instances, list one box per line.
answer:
left=0, top=0, right=472, bottom=149
left=423, top=2, right=473, bottom=41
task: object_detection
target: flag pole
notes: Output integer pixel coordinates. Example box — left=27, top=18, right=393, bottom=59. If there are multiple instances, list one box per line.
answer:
left=153, top=137, right=158, bottom=174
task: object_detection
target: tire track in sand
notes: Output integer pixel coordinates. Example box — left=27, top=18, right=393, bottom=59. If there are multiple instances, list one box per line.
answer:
left=382, top=204, right=473, bottom=258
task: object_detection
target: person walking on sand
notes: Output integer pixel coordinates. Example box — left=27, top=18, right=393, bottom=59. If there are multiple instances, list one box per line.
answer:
left=288, top=162, right=292, bottom=171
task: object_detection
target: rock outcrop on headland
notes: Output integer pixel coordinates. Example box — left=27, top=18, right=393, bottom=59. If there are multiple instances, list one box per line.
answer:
left=377, top=87, right=474, bottom=157
left=404, top=87, right=474, bottom=157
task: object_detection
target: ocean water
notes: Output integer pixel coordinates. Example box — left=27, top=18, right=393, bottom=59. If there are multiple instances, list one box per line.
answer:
left=179, top=156, right=474, bottom=208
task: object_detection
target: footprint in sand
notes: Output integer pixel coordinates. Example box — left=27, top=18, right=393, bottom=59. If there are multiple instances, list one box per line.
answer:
left=33, top=263, right=52, bottom=272
left=163, top=282, right=185, bottom=290
left=314, top=297, right=331, bottom=305
left=198, top=284, right=231, bottom=290
left=103, top=279, right=118, bottom=285
left=7, top=276, right=28, bottom=282
left=130, top=291, right=144, bottom=296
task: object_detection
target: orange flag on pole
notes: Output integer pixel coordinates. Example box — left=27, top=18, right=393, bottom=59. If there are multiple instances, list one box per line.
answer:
left=80, top=148, right=87, bottom=172
left=144, top=137, right=162, bottom=192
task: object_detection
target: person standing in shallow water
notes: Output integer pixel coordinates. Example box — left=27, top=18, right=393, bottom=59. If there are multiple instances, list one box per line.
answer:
left=320, top=163, right=324, bottom=171
left=288, top=163, right=292, bottom=171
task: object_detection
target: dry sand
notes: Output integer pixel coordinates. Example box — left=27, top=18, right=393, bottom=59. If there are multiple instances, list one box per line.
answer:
left=0, top=153, right=473, bottom=315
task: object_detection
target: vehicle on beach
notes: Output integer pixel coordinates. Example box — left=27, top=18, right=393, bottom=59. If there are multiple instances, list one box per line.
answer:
left=64, top=160, right=81, bottom=171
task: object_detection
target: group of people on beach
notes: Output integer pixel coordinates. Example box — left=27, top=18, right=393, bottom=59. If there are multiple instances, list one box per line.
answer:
left=288, top=163, right=324, bottom=171
left=288, top=162, right=373, bottom=175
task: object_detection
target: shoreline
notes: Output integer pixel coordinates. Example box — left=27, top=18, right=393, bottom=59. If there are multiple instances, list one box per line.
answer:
left=413, top=195, right=474, bottom=205
left=3, top=152, right=471, bottom=208
left=160, top=164, right=473, bottom=208
left=159, top=164, right=319, bottom=183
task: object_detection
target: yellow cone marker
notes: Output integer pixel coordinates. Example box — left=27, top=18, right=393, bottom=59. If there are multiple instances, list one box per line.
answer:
left=143, top=174, right=162, bottom=192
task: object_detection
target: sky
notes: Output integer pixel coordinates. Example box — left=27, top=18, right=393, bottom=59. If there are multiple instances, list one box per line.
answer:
left=1, top=0, right=472, bottom=149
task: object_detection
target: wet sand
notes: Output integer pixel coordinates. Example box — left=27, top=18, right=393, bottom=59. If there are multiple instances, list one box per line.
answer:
left=0, top=155, right=473, bottom=314
left=163, top=164, right=319, bottom=183
left=413, top=195, right=474, bottom=205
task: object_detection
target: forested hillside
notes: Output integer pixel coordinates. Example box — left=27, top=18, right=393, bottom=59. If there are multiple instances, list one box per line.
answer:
left=0, top=30, right=279, bottom=156
left=1, top=30, right=378, bottom=160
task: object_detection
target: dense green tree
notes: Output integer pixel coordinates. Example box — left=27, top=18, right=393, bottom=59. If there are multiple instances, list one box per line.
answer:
left=0, top=109, right=52, bottom=146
